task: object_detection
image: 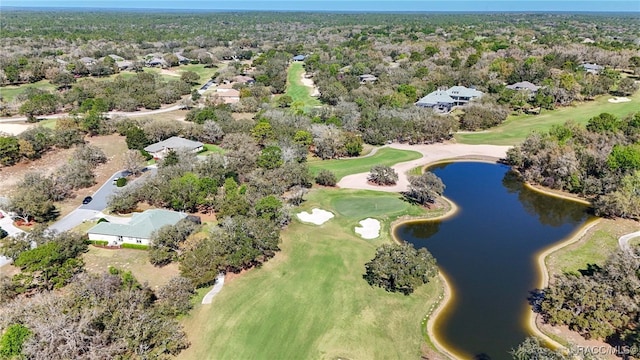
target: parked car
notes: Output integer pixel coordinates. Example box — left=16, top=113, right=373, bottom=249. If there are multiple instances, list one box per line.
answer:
left=82, top=196, right=93, bottom=205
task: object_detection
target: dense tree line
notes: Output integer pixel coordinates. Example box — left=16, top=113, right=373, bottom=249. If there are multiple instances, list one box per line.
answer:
left=532, top=249, right=640, bottom=350
left=506, top=112, right=640, bottom=219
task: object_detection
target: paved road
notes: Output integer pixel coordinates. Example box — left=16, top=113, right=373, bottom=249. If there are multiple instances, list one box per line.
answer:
left=619, top=230, right=640, bottom=253
left=0, top=104, right=184, bottom=123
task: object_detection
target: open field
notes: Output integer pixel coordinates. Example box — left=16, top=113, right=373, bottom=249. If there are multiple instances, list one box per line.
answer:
left=285, top=62, right=321, bottom=110
left=179, top=188, right=444, bottom=360
left=82, top=245, right=179, bottom=289
left=308, top=147, right=422, bottom=180
left=175, top=64, right=220, bottom=87
left=456, top=91, right=640, bottom=145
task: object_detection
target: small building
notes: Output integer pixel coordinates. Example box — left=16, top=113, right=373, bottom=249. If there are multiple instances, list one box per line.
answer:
left=175, top=53, right=191, bottom=65
left=415, top=90, right=456, bottom=113
left=215, top=89, right=241, bottom=104
left=292, top=55, right=307, bottom=62
left=506, top=81, right=541, bottom=94
left=87, top=209, right=189, bottom=246
left=580, top=63, right=604, bottom=75
left=359, top=74, right=378, bottom=84
left=79, top=57, right=96, bottom=66
left=146, top=57, right=168, bottom=68
left=144, top=136, right=204, bottom=159
left=107, top=54, right=125, bottom=61
left=116, top=60, right=134, bottom=71
left=232, top=75, right=256, bottom=85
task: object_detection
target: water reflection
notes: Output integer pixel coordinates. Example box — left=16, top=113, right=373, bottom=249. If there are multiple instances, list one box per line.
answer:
left=396, top=162, right=590, bottom=360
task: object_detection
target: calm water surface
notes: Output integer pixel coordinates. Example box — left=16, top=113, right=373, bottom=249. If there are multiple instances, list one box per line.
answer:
left=396, top=162, right=590, bottom=360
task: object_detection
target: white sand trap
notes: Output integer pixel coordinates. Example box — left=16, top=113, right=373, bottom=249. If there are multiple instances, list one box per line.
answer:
left=0, top=123, right=33, bottom=135
left=297, top=208, right=334, bottom=225
left=301, top=73, right=321, bottom=97
left=608, top=97, right=631, bottom=103
left=355, top=218, right=381, bottom=239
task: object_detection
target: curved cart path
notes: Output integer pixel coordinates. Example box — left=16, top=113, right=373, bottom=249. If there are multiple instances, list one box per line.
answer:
left=337, top=142, right=511, bottom=192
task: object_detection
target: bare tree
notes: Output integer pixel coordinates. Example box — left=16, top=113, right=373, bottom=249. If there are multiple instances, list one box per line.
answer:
left=122, top=150, right=147, bottom=176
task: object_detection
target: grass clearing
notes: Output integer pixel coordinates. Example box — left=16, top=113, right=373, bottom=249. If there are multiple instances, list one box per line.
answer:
left=545, top=218, right=639, bottom=275
left=198, top=143, right=225, bottom=156
left=0, top=80, right=57, bottom=102
left=285, top=62, right=321, bottom=110
left=456, top=91, right=640, bottom=145
left=178, top=188, right=443, bottom=360
left=308, top=147, right=422, bottom=180
left=175, top=64, right=220, bottom=87
left=82, top=246, right=179, bottom=289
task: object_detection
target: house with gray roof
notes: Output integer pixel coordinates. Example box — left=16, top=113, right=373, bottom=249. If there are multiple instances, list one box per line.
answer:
left=175, top=53, right=191, bottom=64
left=415, top=90, right=456, bottom=113
left=146, top=57, right=168, bottom=68
left=293, top=55, right=307, bottom=61
left=506, top=81, right=541, bottom=94
left=416, top=85, right=484, bottom=113
left=116, top=60, right=134, bottom=71
left=80, top=57, right=96, bottom=66
left=580, top=63, right=604, bottom=75
left=87, top=209, right=188, bottom=246
left=144, top=136, right=204, bottom=159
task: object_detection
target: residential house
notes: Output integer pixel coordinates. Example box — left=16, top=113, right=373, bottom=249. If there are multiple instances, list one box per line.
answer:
left=146, top=57, right=168, bottom=68
left=359, top=74, right=378, bottom=84
left=232, top=75, right=256, bottom=85
left=116, top=60, right=134, bottom=71
left=506, top=81, right=541, bottom=94
left=415, top=85, right=484, bottom=113
left=175, top=53, right=191, bottom=65
left=446, top=86, right=484, bottom=105
left=79, top=57, right=97, bottom=66
left=293, top=55, right=307, bottom=61
left=215, top=89, right=241, bottom=104
left=107, top=54, right=125, bottom=62
left=87, top=209, right=189, bottom=246
left=415, top=90, right=456, bottom=113
left=144, top=136, right=204, bottom=159
left=580, top=63, right=604, bottom=75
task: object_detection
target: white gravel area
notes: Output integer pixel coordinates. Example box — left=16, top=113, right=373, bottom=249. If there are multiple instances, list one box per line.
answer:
left=355, top=218, right=381, bottom=239
left=297, top=208, right=334, bottom=225
left=337, top=142, right=511, bottom=193
left=0, top=123, right=33, bottom=135
left=608, top=97, right=631, bottom=103
left=301, top=73, right=320, bottom=97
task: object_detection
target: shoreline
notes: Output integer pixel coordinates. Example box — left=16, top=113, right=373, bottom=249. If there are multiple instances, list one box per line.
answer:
left=527, top=218, right=601, bottom=349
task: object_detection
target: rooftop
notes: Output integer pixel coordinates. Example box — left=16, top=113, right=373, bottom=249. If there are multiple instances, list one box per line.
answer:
left=87, top=209, right=187, bottom=239
left=506, top=81, right=540, bottom=92
left=446, top=86, right=483, bottom=98
left=144, top=136, right=204, bottom=154
left=416, top=91, right=455, bottom=105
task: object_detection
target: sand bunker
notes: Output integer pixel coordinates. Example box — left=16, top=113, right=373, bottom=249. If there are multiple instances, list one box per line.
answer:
left=608, top=97, right=631, bottom=103
left=301, top=73, right=320, bottom=97
left=355, top=218, right=381, bottom=239
left=0, top=123, right=33, bottom=135
left=297, top=208, right=334, bottom=225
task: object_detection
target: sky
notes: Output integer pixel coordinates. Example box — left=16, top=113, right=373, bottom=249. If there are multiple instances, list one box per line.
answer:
left=1, top=1, right=639, bottom=12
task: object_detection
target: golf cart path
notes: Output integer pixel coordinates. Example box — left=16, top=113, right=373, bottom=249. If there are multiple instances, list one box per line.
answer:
left=337, top=142, right=511, bottom=192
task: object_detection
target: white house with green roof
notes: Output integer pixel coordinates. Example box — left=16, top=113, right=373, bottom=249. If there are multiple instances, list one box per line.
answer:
left=87, top=209, right=188, bottom=246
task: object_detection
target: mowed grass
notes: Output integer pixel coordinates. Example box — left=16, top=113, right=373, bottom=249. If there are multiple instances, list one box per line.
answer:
left=456, top=91, right=640, bottom=145
left=0, top=80, right=57, bottom=102
left=178, top=189, right=444, bottom=360
left=308, top=147, right=422, bottom=180
left=545, top=218, right=639, bottom=275
left=176, top=64, right=220, bottom=87
left=285, top=62, right=321, bottom=110
left=198, top=144, right=225, bottom=155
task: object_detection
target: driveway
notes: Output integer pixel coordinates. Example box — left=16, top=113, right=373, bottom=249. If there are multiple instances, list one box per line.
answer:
left=0, top=104, right=184, bottom=123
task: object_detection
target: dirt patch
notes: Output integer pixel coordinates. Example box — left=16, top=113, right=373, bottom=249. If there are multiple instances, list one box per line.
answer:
left=0, top=123, right=34, bottom=135
left=0, top=147, right=75, bottom=196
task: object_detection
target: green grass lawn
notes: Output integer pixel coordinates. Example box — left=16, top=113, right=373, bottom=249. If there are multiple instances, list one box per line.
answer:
left=456, top=91, right=640, bottom=145
left=0, top=80, right=57, bottom=102
left=178, top=188, right=444, bottom=360
left=198, top=144, right=225, bottom=155
left=308, top=147, right=422, bottom=181
left=176, top=64, right=220, bottom=87
left=285, top=62, right=321, bottom=111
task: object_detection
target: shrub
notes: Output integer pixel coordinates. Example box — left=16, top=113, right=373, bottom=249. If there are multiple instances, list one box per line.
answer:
left=121, top=243, right=149, bottom=250
left=140, top=149, right=153, bottom=161
left=116, top=178, right=127, bottom=187
left=315, top=170, right=337, bottom=186
left=89, top=240, right=109, bottom=246
left=96, top=218, right=109, bottom=224
left=0, top=227, right=7, bottom=239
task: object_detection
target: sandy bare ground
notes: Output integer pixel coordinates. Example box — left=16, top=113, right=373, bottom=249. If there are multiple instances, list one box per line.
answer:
left=608, top=96, right=631, bottom=103
left=337, top=142, right=511, bottom=192
left=300, top=73, right=320, bottom=97
left=0, top=123, right=34, bottom=135
left=159, top=69, right=181, bottom=77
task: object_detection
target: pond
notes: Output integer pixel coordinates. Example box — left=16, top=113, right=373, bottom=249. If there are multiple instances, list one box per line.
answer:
left=395, top=162, right=591, bottom=360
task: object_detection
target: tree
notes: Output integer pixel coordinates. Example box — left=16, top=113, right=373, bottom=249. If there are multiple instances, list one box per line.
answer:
left=7, top=186, right=58, bottom=223
left=53, top=159, right=95, bottom=190
left=257, top=145, right=283, bottom=169
left=364, top=243, right=437, bottom=295
left=73, top=144, right=107, bottom=166
left=0, top=136, right=20, bottom=166
left=122, top=149, right=147, bottom=175
left=180, top=70, right=200, bottom=85
left=50, top=71, right=75, bottom=89
left=201, top=120, right=224, bottom=144
left=404, top=172, right=445, bottom=205
left=156, top=276, right=195, bottom=316
left=315, top=170, right=337, bottom=186
left=343, top=133, right=363, bottom=157
left=618, top=77, right=639, bottom=96
left=149, top=219, right=199, bottom=266
left=0, top=324, right=31, bottom=359
left=368, top=165, right=398, bottom=185
left=254, top=195, right=282, bottom=221
left=586, top=113, right=621, bottom=133
left=511, top=337, right=566, bottom=360
left=277, top=95, right=293, bottom=108
left=251, top=120, right=275, bottom=145
left=594, top=170, right=640, bottom=219
left=293, top=130, right=313, bottom=147
left=125, top=127, right=150, bottom=150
